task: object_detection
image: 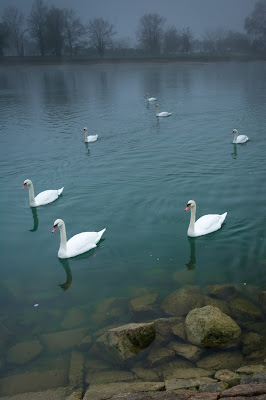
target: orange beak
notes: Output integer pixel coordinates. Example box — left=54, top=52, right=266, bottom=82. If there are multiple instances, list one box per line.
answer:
left=52, top=225, right=58, bottom=233
left=22, top=183, right=27, bottom=189
left=185, top=205, right=191, bottom=211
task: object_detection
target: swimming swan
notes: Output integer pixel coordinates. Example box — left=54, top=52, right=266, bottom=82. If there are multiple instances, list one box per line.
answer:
left=185, top=200, right=227, bottom=237
left=155, top=104, right=172, bottom=117
left=232, top=129, right=248, bottom=144
left=145, top=93, right=157, bottom=102
left=22, top=179, right=64, bottom=207
left=52, top=219, right=106, bottom=259
left=83, top=127, right=98, bottom=143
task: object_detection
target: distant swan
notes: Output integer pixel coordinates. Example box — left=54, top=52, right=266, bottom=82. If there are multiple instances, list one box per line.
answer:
left=22, top=179, right=64, bottom=207
left=145, top=93, right=157, bottom=102
left=155, top=104, right=172, bottom=117
left=232, top=129, right=248, bottom=144
left=52, top=219, right=106, bottom=259
left=185, top=200, right=227, bottom=237
left=83, top=127, right=98, bottom=143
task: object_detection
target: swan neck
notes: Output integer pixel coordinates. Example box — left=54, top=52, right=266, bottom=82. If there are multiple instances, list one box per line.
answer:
left=84, top=131, right=88, bottom=141
left=233, top=132, right=237, bottom=143
left=28, top=184, right=35, bottom=205
left=59, top=222, right=67, bottom=250
left=188, top=205, right=196, bottom=233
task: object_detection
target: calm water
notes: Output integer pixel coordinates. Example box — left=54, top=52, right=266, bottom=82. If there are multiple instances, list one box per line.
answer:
left=0, top=61, right=266, bottom=384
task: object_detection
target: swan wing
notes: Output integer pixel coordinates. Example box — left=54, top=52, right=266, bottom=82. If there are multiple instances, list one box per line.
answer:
left=66, top=229, right=106, bottom=258
left=34, top=189, right=62, bottom=206
left=237, top=135, right=249, bottom=143
left=159, top=112, right=171, bottom=117
left=195, top=213, right=227, bottom=235
left=86, top=135, right=98, bottom=143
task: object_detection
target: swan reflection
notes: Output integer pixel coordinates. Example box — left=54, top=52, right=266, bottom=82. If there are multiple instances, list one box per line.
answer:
left=186, top=237, right=196, bottom=270
left=231, top=144, right=237, bottom=159
left=85, top=142, right=90, bottom=155
left=58, top=258, right=72, bottom=291
left=29, top=207, right=39, bottom=232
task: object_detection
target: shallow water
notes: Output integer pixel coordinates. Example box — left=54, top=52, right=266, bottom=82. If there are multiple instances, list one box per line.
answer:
left=0, top=61, right=266, bottom=390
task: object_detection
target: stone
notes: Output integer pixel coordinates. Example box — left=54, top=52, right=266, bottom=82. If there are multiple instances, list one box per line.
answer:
left=65, top=391, right=83, bottom=400
left=131, top=367, right=160, bottom=381
left=197, top=351, right=243, bottom=370
left=168, top=341, right=204, bottom=362
left=41, top=328, right=88, bottom=353
left=86, top=370, right=134, bottom=384
left=198, top=381, right=228, bottom=392
left=185, top=306, right=241, bottom=348
left=0, top=388, right=67, bottom=400
left=130, top=293, right=158, bottom=313
left=7, top=340, right=43, bottom=365
left=259, top=291, right=266, bottom=313
left=107, top=322, right=156, bottom=360
left=153, top=317, right=181, bottom=343
left=147, top=347, right=175, bottom=366
left=236, top=364, right=266, bottom=375
left=83, top=382, right=165, bottom=400
left=0, top=370, right=68, bottom=397
left=61, top=307, right=87, bottom=329
left=205, top=284, right=239, bottom=299
left=162, top=366, right=214, bottom=380
left=240, top=372, right=266, bottom=384
left=161, top=286, right=204, bottom=317
left=68, top=351, right=84, bottom=389
left=230, top=298, right=263, bottom=322
left=203, top=296, right=231, bottom=315
left=165, top=378, right=201, bottom=390
left=214, top=369, right=240, bottom=387
left=242, top=332, right=264, bottom=355
left=90, top=297, right=129, bottom=326
left=85, top=359, right=111, bottom=371
left=172, top=320, right=187, bottom=341
left=220, top=383, right=266, bottom=398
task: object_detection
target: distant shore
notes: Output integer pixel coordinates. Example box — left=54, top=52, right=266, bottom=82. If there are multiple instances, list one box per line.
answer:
left=0, top=53, right=265, bottom=66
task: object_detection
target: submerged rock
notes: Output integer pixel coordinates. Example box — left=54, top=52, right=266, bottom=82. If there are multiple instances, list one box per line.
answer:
left=7, top=340, right=43, bottom=365
left=197, top=351, right=243, bottom=370
left=230, top=297, right=263, bottom=322
left=161, top=286, right=204, bottom=317
left=168, top=341, right=204, bottom=362
left=107, top=322, right=156, bottom=360
left=214, top=369, right=240, bottom=387
left=130, top=293, right=158, bottom=313
left=185, top=306, right=241, bottom=348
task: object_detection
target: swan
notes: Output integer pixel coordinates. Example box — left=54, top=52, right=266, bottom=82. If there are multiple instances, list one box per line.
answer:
left=52, top=219, right=106, bottom=259
left=145, top=93, right=157, bottom=102
left=83, top=127, right=98, bottom=143
left=185, top=200, right=227, bottom=237
left=22, top=179, right=64, bottom=207
left=232, top=129, right=248, bottom=144
left=155, top=104, right=172, bottom=117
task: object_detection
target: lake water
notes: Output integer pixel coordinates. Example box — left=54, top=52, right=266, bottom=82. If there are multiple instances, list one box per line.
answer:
left=0, top=61, right=266, bottom=394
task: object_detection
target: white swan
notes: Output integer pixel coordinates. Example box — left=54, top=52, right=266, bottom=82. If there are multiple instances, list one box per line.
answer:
left=145, top=93, right=157, bottom=102
left=52, top=219, right=106, bottom=259
left=185, top=200, right=227, bottom=237
left=22, top=179, right=64, bottom=207
left=83, top=127, right=98, bottom=143
left=155, top=104, right=172, bottom=117
left=232, top=129, right=248, bottom=144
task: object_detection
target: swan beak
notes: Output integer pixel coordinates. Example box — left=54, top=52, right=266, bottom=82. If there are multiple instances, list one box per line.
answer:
left=22, top=183, right=27, bottom=189
left=52, top=225, right=58, bottom=233
left=185, top=205, right=191, bottom=211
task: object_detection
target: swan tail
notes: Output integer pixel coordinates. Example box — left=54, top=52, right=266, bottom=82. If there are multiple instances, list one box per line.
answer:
left=221, top=212, right=227, bottom=224
left=58, top=187, right=64, bottom=196
left=97, top=228, right=106, bottom=242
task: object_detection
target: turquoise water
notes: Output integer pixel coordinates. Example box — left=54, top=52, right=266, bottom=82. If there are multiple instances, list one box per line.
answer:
left=0, top=61, right=266, bottom=383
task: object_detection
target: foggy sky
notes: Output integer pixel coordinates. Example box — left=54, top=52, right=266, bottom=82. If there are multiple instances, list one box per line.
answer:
left=0, top=0, right=258, bottom=44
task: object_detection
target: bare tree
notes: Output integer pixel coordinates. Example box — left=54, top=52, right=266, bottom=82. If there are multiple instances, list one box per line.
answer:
left=46, top=7, right=65, bottom=56
left=163, top=26, right=181, bottom=53
left=0, top=22, right=10, bottom=56
left=244, top=0, right=266, bottom=51
left=181, top=27, right=193, bottom=54
left=28, top=0, right=48, bottom=56
left=2, top=6, right=25, bottom=56
left=87, top=18, right=115, bottom=58
left=63, top=8, right=84, bottom=56
left=137, top=13, right=166, bottom=55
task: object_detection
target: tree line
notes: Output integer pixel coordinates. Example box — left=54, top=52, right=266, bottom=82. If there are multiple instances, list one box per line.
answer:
left=0, top=0, right=265, bottom=58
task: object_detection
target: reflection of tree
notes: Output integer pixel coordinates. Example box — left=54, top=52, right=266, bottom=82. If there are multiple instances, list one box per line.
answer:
left=58, top=258, right=72, bottom=291
left=186, top=237, right=196, bottom=270
left=29, top=207, right=39, bottom=232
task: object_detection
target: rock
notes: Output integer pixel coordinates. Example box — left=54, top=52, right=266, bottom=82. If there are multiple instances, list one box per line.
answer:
left=172, top=320, right=187, bottom=341
left=78, top=335, right=92, bottom=351
left=0, top=388, right=67, bottom=400
left=230, top=298, right=263, bottom=322
left=161, top=286, right=204, bottom=316
left=65, top=391, right=83, bottom=400
left=220, top=383, right=266, bottom=398
left=214, top=369, right=240, bottom=387
left=107, top=322, right=156, bottom=360
left=0, top=370, right=68, bottom=397
left=168, top=341, right=204, bottom=362
left=90, top=297, right=129, bottom=326
left=197, top=351, right=243, bottom=370
left=161, top=366, right=213, bottom=380
left=236, top=364, right=266, bottom=375
left=205, top=284, right=239, bottom=299
left=82, top=382, right=165, bottom=400
left=198, top=381, right=228, bottom=392
left=259, top=291, right=266, bottom=314
left=131, top=367, right=160, bottom=381
left=7, top=340, right=43, bottom=365
left=147, top=347, right=175, bottom=366
left=185, top=306, right=241, bottom=348
left=85, top=359, right=111, bottom=371
left=165, top=378, right=201, bottom=390
left=68, top=351, right=84, bottom=389
left=130, top=293, right=158, bottom=313
left=203, top=296, right=231, bottom=315
left=41, top=328, right=88, bottom=353
left=242, top=332, right=264, bottom=355
left=85, top=370, right=134, bottom=384
left=240, top=372, right=266, bottom=384
left=60, top=307, right=87, bottom=329
left=153, top=317, right=181, bottom=343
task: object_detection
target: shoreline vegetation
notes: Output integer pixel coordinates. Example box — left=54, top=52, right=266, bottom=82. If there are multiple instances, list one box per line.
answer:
left=1, top=53, right=266, bottom=66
